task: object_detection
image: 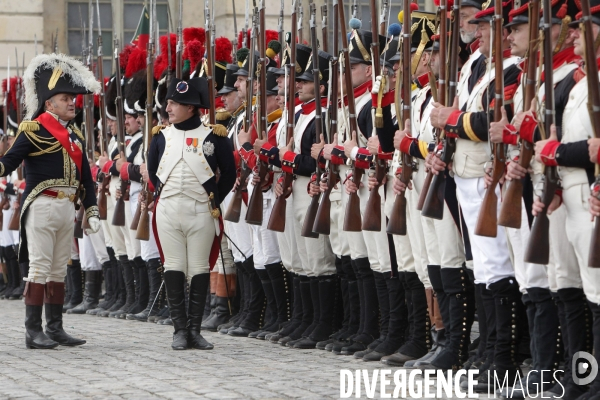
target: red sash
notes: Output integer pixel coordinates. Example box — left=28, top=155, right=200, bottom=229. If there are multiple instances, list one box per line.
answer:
left=35, top=113, right=83, bottom=173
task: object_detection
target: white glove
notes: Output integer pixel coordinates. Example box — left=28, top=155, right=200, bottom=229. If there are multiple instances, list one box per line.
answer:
left=371, top=75, right=382, bottom=95
left=85, top=216, right=101, bottom=235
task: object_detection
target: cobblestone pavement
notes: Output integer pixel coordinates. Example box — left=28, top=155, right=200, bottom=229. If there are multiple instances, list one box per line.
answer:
left=0, top=301, right=503, bottom=399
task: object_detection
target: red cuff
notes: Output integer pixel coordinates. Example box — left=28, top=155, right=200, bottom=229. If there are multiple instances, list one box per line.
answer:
left=120, top=162, right=131, bottom=181
left=519, top=114, right=537, bottom=143
left=445, top=109, right=463, bottom=127
left=502, top=124, right=518, bottom=146
left=91, top=165, right=99, bottom=180
left=239, top=142, right=254, bottom=164
left=307, top=173, right=317, bottom=194
left=355, top=147, right=372, bottom=169
left=147, top=180, right=155, bottom=192
left=378, top=146, right=394, bottom=160
left=281, top=151, right=297, bottom=174
left=540, top=141, right=560, bottom=167
left=259, top=142, right=277, bottom=163
left=331, top=145, right=346, bottom=165
left=399, top=135, right=415, bottom=154
left=102, top=160, right=114, bottom=174
left=19, top=181, right=26, bottom=191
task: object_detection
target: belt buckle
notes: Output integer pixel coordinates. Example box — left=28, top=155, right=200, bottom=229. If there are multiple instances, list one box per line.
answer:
left=57, top=191, right=65, bottom=200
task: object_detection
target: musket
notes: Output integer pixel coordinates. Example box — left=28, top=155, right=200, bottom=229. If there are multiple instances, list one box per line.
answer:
left=473, top=0, right=505, bottom=237
left=279, top=0, right=285, bottom=50
left=362, top=0, right=386, bottom=231
left=96, top=0, right=109, bottom=220
left=524, top=0, right=557, bottom=264
left=267, top=0, right=298, bottom=232
left=418, top=0, right=448, bottom=213
left=233, top=0, right=240, bottom=58
left=339, top=0, right=363, bottom=232
left=8, top=54, right=23, bottom=232
left=1, top=56, right=9, bottom=158
left=205, top=1, right=216, bottom=125
left=498, top=0, right=540, bottom=228
left=73, top=13, right=87, bottom=238
left=421, top=0, right=461, bottom=219
left=243, top=0, right=249, bottom=49
left=112, top=36, right=127, bottom=226
left=313, top=0, right=340, bottom=235
left=246, top=0, right=269, bottom=226
left=379, top=0, right=388, bottom=36
left=135, top=0, right=156, bottom=241
left=386, top=0, right=412, bottom=235
left=321, top=5, right=329, bottom=53
left=54, top=28, right=59, bottom=53
left=300, top=2, right=324, bottom=238
left=582, top=0, right=600, bottom=267
left=175, top=0, right=183, bottom=79
left=34, top=34, right=38, bottom=56
left=298, top=0, right=304, bottom=44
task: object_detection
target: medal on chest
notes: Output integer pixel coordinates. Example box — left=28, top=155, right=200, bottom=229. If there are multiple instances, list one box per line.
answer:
left=185, top=138, right=200, bottom=152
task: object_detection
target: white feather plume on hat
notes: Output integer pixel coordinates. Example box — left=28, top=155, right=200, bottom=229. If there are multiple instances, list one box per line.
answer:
left=23, top=53, right=101, bottom=120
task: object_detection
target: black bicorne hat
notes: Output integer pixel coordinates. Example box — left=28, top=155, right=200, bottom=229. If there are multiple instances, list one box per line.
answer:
left=23, top=53, right=100, bottom=120
left=124, top=70, right=147, bottom=116
left=349, top=30, right=388, bottom=65
left=218, top=64, right=240, bottom=95
left=381, top=39, right=400, bottom=69
left=469, top=0, right=514, bottom=25
left=166, top=77, right=210, bottom=109
left=462, top=0, right=487, bottom=10
left=505, top=0, right=530, bottom=28
left=266, top=69, right=279, bottom=96
left=296, top=50, right=333, bottom=84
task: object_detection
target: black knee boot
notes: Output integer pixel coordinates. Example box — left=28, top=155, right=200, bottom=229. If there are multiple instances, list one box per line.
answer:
left=381, top=271, right=430, bottom=365
left=187, top=273, right=214, bottom=350
left=425, top=267, right=475, bottom=370
left=6, top=246, right=22, bottom=300
left=218, top=262, right=245, bottom=331
left=252, top=267, right=278, bottom=336
left=279, top=276, right=313, bottom=345
left=478, top=277, right=522, bottom=389
left=24, top=282, right=58, bottom=349
left=124, top=256, right=148, bottom=318
left=68, top=270, right=102, bottom=314
left=63, top=260, right=82, bottom=311
left=109, top=256, right=136, bottom=318
left=363, top=271, right=409, bottom=361
left=164, top=270, right=188, bottom=350
left=269, top=272, right=302, bottom=343
left=44, top=281, right=86, bottom=346
left=229, top=256, right=264, bottom=335
left=294, top=274, right=336, bottom=349
left=99, top=255, right=125, bottom=316
left=88, top=260, right=115, bottom=314
left=128, top=258, right=162, bottom=321
left=262, top=262, right=290, bottom=334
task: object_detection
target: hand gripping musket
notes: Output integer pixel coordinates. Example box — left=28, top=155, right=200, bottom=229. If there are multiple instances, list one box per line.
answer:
left=267, top=0, right=298, bottom=232
left=313, top=0, right=341, bottom=235
left=112, top=37, right=127, bottom=226
left=321, top=5, right=329, bottom=53
left=339, top=0, right=363, bottom=232
left=96, top=0, right=110, bottom=220
left=386, top=0, right=413, bottom=235
left=300, top=1, right=324, bottom=238
left=524, top=0, right=557, bottom=263
left=473, top=0, right=505, bottom=237
left=582, top=0, right=600, bottom=267
left=418, top=0, right=449, bottom=214
left=176, top=0, right=183, bottom=79
left=361, top=0, right=387, bottom=231
left=246, top=0, right=270, bottom=226
left=133, top=0, right=156, bottom=240
left=498, top=0, right=540, bottom=228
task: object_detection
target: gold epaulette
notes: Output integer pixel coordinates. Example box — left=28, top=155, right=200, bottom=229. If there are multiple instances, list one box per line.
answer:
left=216, top=110, right=232, bottom=121
left=152, top=125, right=165, bottom=135
left=208, top=124, right=228, bottom=137
left=18, top=121, right=40, bottom=133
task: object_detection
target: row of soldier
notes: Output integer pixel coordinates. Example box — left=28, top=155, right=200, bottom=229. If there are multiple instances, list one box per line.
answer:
left=2, top=0, right=600, bottom=397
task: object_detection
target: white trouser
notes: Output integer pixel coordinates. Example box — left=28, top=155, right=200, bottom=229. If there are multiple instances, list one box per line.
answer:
left=274, top=188, right=303, bottom=275
left=222, top=190, right=254, bottom=263
left=129, top=190, right=160, bottom=261
left=504, top=200, right=549, bottom=292
left=454, top=176, right=514, bottom=286
left=293, top=175, right=335, bottom=277
left=409, top=166, right=433, bottom=286
left=71, top=238, right=79, bottom=260
left=384, top=175, right=416, bottom=273
left=328, top=183, right=350, bottom=257
left=563, top=183, right=600, bottom=304
left=420, top=205, right=466, bottom=269
left=1, top=207, right=18, bottom=246
left=338, top=165, right=369, bottom=260
left=107, top=178, right=128, bottom=257
left=81, top=225, right=110, bottom=270
left=25, top=191, right=76, bottom=284
left=100, top=191, right=113, bottom=248
left=547, top=206, right=581, bottom=291
left=214, top=235, right=236, bottom=274
left=156, top=193, right=216, bottom=278
left=122, top=197, right=141, bottom=259
left=247, top=184, right=281, bottom=270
